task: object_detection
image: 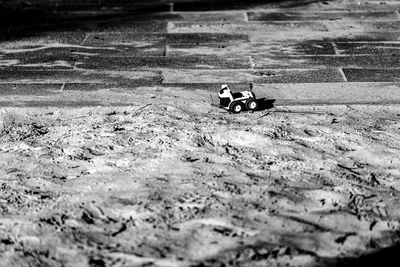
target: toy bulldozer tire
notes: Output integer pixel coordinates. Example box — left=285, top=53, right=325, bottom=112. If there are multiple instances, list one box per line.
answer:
left=230, top=102, right=244, bottom=113
left=246, top=99, right=258, bottom=111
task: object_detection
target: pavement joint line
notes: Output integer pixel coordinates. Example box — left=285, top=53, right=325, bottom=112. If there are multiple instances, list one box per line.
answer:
left=80, top=34, right=89, bottom=46
left=159, top=71, right=165, bottom=83
left=333, top=41, right=400, bottom=44
left=161, top=82, right=352, bottom=85
left=248, top=56, right=254, bottom=69
left=248, top=19, right=400, bottom=23
left=2, top=82, right=399, bottom=86
left=166, top=22, right=173, bottom=33
left=85, top=31, right=167, bottom=34
left=1, top=101, right=399, bottom=107
left=73, top=56, right=246, bottom=59
left=175, top=10, right=251, bottom=15
left=334, top=54, right=400, bottom=56
left=163, top=45, right=167, bottom=56
left=58, top=54, right=400, bottom=59
left=104, top=67, right=400, bottom=72
left=244, top=11, right=249, bottom=22
left=247, top=10, right=399, bottom=14
left=167, top=41, right=251, bottom=44
left=171, top=10, right=399, bottom=15
left=168, top=41, right=400, bottom=45
left=0, top=82, right=106, bottom=84
left=274, top=100, right=400, bottom=106
left=12, top=30, right=398, bottom=37
left=60, top=83, right=66, bottom=92
left=338, top=68, right=348, bottom=82
left=331, top=42, right=340, bottom=55
left=160, top=68, right=344, bottom=72
left=268, top=54, right=400, bottom=57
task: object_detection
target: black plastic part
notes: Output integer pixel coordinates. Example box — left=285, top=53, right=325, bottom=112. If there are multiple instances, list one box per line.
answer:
left=219, top=97, right=230, bottom=107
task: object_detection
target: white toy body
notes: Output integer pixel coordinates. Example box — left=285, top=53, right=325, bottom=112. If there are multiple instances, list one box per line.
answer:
left=218, top=84, right=258, bottom=113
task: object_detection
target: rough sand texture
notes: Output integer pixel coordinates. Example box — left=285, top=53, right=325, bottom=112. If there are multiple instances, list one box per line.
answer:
left=2, top=0, right=400, bottom=266
left=1, top=88, right=400, bottom=266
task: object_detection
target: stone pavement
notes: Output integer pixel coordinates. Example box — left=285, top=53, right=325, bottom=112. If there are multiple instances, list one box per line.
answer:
left=1, top=0, right=400, bottom=106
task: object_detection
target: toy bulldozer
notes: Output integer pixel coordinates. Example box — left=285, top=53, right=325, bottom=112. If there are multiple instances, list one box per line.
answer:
left=218, top=84, right=258, bottom=113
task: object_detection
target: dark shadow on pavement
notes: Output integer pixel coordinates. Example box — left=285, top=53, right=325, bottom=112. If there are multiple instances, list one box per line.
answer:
left=0, top=0, right=333, bottom=41
left=256, top=98, right=276, bottom=111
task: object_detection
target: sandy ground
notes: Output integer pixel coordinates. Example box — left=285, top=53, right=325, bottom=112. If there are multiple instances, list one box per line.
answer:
left=0, top=87, right=400, bottom=266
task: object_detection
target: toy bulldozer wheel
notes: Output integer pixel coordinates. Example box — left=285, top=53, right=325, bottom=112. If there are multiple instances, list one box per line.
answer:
left=230, top=102, right=243, bottom=113
left=246, top=99, right=258, bottom=111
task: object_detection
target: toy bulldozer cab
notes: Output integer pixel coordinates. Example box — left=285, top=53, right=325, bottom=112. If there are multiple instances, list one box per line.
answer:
left=218, top=84, right=258, bottom=113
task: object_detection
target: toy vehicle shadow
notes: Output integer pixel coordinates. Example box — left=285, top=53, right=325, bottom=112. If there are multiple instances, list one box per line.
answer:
left=254, top=98, right=275, bottom=111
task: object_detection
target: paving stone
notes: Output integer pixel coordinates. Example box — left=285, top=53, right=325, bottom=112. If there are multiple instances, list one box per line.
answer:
left=172, top=0, right=270, bottom=11
left=3, top=82, right=400, bottom=106
left=161, top=83, right=250, bottom=92
left=82, top=21, right=167, bottom=33
left=325, top=20, right=400, bottom=32
left=4, top=12, right=182, bottom=25
left=0, top=49, right=78, bottom=68
left=343, top=69, right=400, bottom=82
left=1, top=0, right=400, bottom=107
left=112, top=13, right=182, bottom=22
left=0, top=100, right=105, bottom=108
left=0, top=44, right=165, bottom=59
left=0, top=57, right=75, bottom=69
left=0, top=83, right=61, bottom=95
left=78, top=45, right=165, bottom=57
left=252, top=82, right=400, bottom=105
left=0, top=69, right=162, bottom=85
left=168, top=21, right=328, bottom=34
left=83, top=33, right=164, bottom=45
left=80, top=33, right=166, bottom=56
left=167, top=42, right=335, bottom=56
left=35, top=3, right=99, bottom=12
left=62, top=82, right=163, bottom=91
left=335, top=42, right=400, bottom=55
left=162, top=69, right=345, bottom=83
left=63, top=83, right=121, bottom=90
left=168, top=21, right=333, bottom=42
left=18, top=19, right=168, bottom=33
left=92, top=0, right=163, bottom=4
left=1, top=17, right=168, bottom=34
left=252, top=55, right=400, bottom=69
left=247, top=11, right=399, bottom=21
left=75, top=56, right=250, bottom=69
left=163, top=82, right=400, bottom=105
left=172, top=0, right=400, bottom=12
left=250, top=31, right=400, bottom=43
left=343, top=0, right=400, bottom=11
left=54, top=2, right=172, bottom=13
left=0, top=10, right=132, bottom=26
left=166, top=33, right=249, bottom=44
left=280, top=0, right=400, bottom=11
left=327, top=32, right=400, bottom=42
left=0, top=23, right=78, bottom=37
left=176, top=11, right=247, bottom=22
left=0, top=31, right=86, bottom=46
